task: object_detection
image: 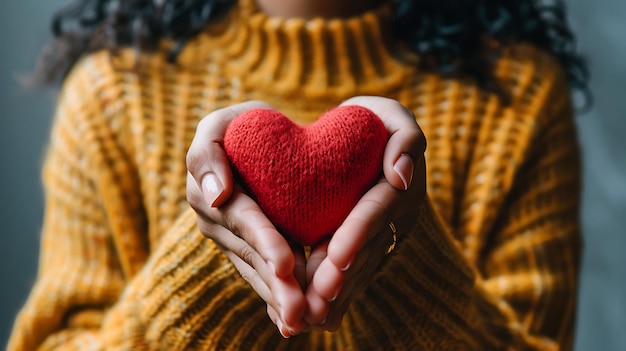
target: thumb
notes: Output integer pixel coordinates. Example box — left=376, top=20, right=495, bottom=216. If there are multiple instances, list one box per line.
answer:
left=340, top=96, right=426, bottom=191
left=186, top=101, right=274, bottom=207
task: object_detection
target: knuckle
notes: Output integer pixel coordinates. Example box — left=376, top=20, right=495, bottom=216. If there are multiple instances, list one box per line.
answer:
left=186, top=192, right=201, bottom=212
left=405, top=128, right=426, bottom=155
left=239, top=245, right=257, bottom=268
left=223, top=204, right=263, bottom=247
left=360, top=197, right=387, bottom=215
left=238, top=268, right=256, bottom=285
left=222, top=210, right=240, bottom=236
left=185, top=147, right=202, bottom=175
left=403, top=105, right=416, bottom=119
left=197, top=219, right=217, bottom=239
left=391, top=99, right=406, bottom=110
left=196, top=113, right=213, bottom=132
left=186, top=183, right=202, bottom=207
left=186, top=115, right=219, bottom=174
left=187, top=185, right=213, bottom=220
left=187, top=194, right=211, bottom=223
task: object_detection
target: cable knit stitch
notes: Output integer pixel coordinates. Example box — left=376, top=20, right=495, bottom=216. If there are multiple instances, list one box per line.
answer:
left=8, top=0, right=581, bottom=350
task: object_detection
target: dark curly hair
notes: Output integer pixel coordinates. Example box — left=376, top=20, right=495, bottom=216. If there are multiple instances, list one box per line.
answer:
left=33, top=0, right=590, bottom=107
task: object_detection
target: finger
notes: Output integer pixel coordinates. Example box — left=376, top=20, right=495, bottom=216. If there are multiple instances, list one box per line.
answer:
left=188, top=174, right=307, bottom=329
left=303, top=241, right=332, bottom=324
left=210, top=190, right=308, bottom=327
left=325, top=181, right=399, bottom=273
left=309, top=223, right=392, bottom=331
left=221, top=230, right=306, bottom=331
left=340, top=96, right=427, bottom=191
left=221, top=233, right=301, bottom=330
left=223, top=244, right=273, bottom=304
left=306, top=240, right=329, bottom=284
left=315, top=285, right=351, bottom=332
left=223, top=246, right=296, bottom=338
left=207, top=187, right=295, bottom=279
left=292, top=244, right=308, bottom=290
left=305, top=290, right=330, bottom=327
left=186, top=101, right=274, bottom=207
left=305, top=258, right=344, bottom=324
left=187, top=171, right=295, bottom=279
left=311, top=258, right=344, bottom=302
left=266, top=305, right=291, bottom=338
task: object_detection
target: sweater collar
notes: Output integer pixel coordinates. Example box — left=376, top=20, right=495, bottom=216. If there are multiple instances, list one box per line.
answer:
left=188, top=0, right=412, bottom=102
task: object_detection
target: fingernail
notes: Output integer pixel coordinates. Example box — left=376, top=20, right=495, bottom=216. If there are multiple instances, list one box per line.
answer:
left=328, top=287, right=341, bottom=302
left=340, top=260, right=352, bottom=272
left=202, top=174, right=223, bottom=207
left=277, top=320, right=290, bottom=338
left=393, top=153, right=414, bottom=190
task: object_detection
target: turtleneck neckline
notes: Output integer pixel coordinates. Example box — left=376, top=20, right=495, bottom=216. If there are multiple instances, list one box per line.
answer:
left=184, top=0, right=414, bottom=109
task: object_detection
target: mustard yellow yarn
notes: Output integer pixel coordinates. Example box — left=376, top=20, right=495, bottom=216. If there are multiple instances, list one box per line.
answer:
left=9, top=1, right=581, bottom=350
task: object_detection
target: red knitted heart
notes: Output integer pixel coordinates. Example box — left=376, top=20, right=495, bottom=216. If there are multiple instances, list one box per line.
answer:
left=223, top=106, right=388, bottom=246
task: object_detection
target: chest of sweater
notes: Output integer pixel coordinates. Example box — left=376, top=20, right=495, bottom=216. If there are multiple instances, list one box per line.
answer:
left=97, top=45, right=541, bottom=267
left=119, top=75, right=520, bottom=264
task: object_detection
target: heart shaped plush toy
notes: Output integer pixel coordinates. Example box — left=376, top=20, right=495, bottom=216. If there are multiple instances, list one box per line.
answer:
left=223, top=105, right=388, bottom=246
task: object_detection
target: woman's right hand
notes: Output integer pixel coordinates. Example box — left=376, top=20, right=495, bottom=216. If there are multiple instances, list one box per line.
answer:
left=186, top=101, right=308, bottom=338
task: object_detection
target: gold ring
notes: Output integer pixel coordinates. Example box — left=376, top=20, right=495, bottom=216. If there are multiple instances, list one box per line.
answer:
left=386, top=222, right=397, bottom=255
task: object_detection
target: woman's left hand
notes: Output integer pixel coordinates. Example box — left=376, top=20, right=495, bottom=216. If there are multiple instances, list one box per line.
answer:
left=302, top=96, right=427, bottom=332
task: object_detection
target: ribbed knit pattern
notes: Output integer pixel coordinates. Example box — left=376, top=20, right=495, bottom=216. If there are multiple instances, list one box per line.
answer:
left=8, top=0, right=581, bottom=350
left=223, top=106, right=388, bottom=246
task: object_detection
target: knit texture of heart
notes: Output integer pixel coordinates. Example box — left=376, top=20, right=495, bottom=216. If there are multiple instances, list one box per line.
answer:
left=223, top=106, right=389, bottom=246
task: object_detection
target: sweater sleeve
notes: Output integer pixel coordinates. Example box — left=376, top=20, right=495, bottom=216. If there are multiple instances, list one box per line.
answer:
left=6, top=59, right=267, bottom=351
left=346, top=77, right=582, bottom=349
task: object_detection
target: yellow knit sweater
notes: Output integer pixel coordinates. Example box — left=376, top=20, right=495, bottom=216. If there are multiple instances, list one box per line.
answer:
left=9, top=1, right=581, bottom=350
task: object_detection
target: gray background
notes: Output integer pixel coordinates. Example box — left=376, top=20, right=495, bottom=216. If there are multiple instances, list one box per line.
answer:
left=1, top=0, right=624, bottom=349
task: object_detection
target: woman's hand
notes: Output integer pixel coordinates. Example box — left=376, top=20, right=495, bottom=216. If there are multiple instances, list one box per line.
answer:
left=186, top=101, right=308, bottom=337
left=186, top=97, right=426, bottom=336
left=302, top=96, right=427, bottom=331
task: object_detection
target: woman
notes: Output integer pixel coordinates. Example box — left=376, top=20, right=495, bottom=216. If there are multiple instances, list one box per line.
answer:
left=9, top=0, right=588, bottom=349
